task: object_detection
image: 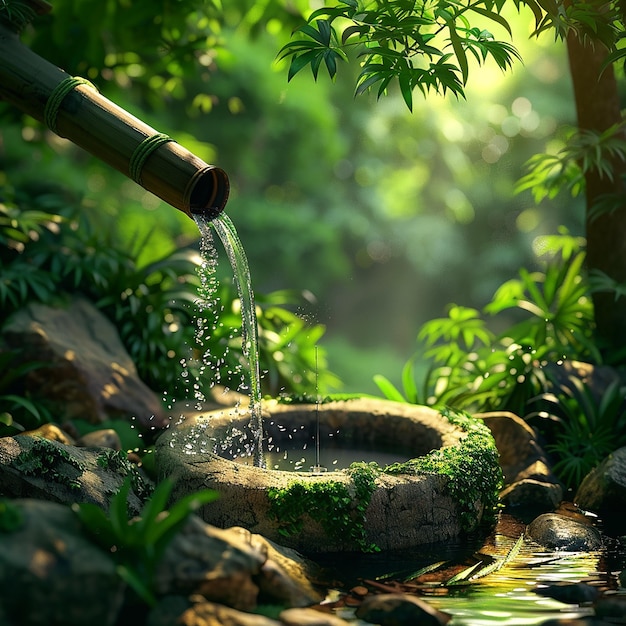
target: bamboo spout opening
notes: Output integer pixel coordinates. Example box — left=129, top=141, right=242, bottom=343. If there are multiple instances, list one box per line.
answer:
left=186, top=167, right=230, bottom=220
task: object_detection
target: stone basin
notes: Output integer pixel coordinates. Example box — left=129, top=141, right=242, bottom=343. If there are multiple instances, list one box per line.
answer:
left=155, top=398, right=501, bottom=553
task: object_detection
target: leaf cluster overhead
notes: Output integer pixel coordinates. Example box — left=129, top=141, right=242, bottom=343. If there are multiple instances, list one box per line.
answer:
left=278, top=0, right=624, bottom=110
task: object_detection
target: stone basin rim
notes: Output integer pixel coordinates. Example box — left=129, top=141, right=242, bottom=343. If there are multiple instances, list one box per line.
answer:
left=170, top=397, right=468, bottom=479
left=156, top=397, right=496, bottom=552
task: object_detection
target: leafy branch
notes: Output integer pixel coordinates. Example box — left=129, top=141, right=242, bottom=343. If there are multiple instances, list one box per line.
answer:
left=278, top=0, right=624, bottom=110
left=278, top=0, right=527, bottom=109
left=516, top=123, right=626, bottom=204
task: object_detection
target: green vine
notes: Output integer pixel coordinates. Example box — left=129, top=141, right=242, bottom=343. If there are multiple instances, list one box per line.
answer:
left=385, top=408, right=503, bottom=530
left=267, top=461, right=380, bottom=552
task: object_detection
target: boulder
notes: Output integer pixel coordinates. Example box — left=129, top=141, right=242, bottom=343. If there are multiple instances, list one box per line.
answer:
left=527, top=513, right=603, bottom=551
left=0, top=499, right=124, bottom=626
left=534, top=582, right=600, bottom=604
left=575, top=447, right=626, bottom=532
left=155, top=516, right=323, bottom=609
left=279, top=607, right=352, bottom=625
left=478, top=411, right=562, bottom=512
left=3, top=298, right=166, bottom=430
left=176, top=600, right=281, bottom=626
left=76, top=428, right=122, bottom=450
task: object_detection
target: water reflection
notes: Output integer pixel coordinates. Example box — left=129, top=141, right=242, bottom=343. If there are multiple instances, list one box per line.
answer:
left=317, top=514, right=619, bottom=626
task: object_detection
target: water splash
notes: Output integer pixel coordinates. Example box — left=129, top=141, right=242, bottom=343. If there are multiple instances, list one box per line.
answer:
left=194, top=213, right=264, bottom=467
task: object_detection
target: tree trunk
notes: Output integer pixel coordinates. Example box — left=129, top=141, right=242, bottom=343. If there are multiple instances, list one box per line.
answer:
left=566, top=29, right=626, bottom=356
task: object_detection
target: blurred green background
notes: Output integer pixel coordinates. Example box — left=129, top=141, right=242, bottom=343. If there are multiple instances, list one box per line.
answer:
left=0, top=0, right=583, bottom=395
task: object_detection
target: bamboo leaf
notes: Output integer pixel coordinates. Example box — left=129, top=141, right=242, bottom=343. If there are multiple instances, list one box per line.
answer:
left=470, top=6, right=513, bottom=35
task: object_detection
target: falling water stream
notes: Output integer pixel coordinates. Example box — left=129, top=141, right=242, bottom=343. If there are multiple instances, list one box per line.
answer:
left=194, top=213, right=264, bottom=467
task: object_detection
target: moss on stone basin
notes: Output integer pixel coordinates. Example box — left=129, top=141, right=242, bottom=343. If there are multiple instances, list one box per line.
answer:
left=155, top=398, right=502, bottom=553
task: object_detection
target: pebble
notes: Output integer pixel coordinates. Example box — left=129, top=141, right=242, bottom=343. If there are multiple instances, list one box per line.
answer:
left=355, top=593, right=451, bottom=626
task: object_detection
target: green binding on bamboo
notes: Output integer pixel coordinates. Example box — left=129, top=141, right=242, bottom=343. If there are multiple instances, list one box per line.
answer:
left=43, top=76, right=97, bottom=135
left=129, top=133, right=173, bottom=185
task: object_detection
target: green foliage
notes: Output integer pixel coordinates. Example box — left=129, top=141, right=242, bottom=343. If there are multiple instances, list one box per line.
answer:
left=516, top=123, right=626, bottom=205
left=0, top=498, right=24, bottom=533
left=267, top=461, right=380, bottom=552
left=96, top=449, right=154, bottom=501
left=0, top=346, right=54, bottom=436
left=279, top=0, right=623, bottom=110
left=529, top=377, right=626, bottom=490
left=73, top=477, right=218, bottom=606
left=278, top=0, right=523, bottom=109
left=375, top=236, right=595, bottom=414
left=374, top=231, right=626, bottom=489
left=385, top=408, right=502, bottom=530
left=0, top=0, right=36, bottom=31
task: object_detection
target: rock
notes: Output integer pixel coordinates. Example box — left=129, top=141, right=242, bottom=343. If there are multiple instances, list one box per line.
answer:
left=0, top=434, right=149, bottom=512
left=155, top=516, right=323, bottom=611
left=279, top=607, right=351, bottom=625
left=355, top=593, right=451, bottom=626
left=499, top=478, right=563, bottom=511
left=543, top=360, right=621, bottom=405
left=155, top=515, right=266, bottom=611
left=575, top=447, right=626, bottom=532
left=177, top=600, right=281, bottom=626
left=241, top=529, right=323, bottom=607
left=527, top=513, right=603, bottom=551
left=534, top=582, right=600, bottom=604
left=478, top=411, right=562, bottom=512
left=23, top=423, right=75, bottom=445
left=0, top=499, right=124, bottom=626
left=76, top=428, right=122, bottom=450
left=594, top=595, right=626, bottom=621
left=3, top=298, right=166, bottom=430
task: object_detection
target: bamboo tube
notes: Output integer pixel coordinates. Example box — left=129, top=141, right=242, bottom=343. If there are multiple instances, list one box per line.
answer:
left=0, top=20, right=229, bottom=219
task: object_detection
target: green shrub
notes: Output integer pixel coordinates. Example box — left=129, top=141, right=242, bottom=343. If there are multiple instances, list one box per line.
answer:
left=528, top=376, right=626, bottom=489
left=375, top=235, right=595, bottom=415
left=73, top=477, right=218, bottom=605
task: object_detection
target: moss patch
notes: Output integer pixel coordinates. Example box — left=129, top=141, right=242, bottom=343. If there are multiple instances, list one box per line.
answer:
left=267, top=461, right=380, bottom=552
left=13, top=437, right=85, bottom=491
left=385, top=408, right=502, bottom=530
